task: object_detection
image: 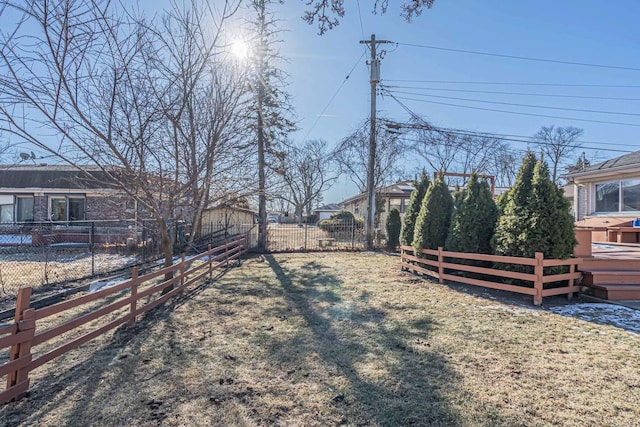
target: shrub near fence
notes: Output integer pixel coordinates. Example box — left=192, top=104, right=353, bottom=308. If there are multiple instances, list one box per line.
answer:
left=0, top=234, right=248, bottom=404
left=400, top=245, right=582, bottom=306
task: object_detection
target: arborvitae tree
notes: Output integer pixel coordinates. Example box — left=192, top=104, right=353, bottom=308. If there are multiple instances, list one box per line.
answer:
left=413, top=173, right=454, bottom=253
left=386, top=208, right=402, bottom=250
left=493, top=152, right=537, bottom=258
left=400, top=171, right=430, bottom=245
left=528, top=161, right=576, bottom=259
left=446, top=174, right=498, bottom=254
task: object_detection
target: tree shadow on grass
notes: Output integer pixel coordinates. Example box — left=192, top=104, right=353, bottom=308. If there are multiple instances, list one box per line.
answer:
left=263, top=254, right=507, bottom=426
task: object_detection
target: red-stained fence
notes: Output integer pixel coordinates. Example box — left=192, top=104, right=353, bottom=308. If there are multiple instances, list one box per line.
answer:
left=401, top=245, right=582, bottom=306
left=0, top=234, right=248, bottom=404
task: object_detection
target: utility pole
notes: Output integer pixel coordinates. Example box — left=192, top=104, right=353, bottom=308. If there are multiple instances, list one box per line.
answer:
left=360, top=34, right=392, bottom=250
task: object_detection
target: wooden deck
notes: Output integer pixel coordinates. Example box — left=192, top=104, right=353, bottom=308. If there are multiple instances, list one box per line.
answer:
left=580, top=243, right=640, bottom=301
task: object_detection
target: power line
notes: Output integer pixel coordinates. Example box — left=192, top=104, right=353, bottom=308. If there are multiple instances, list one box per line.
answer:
left=300, top=51, right=366, bottom=142
left=396, top=42, right=640, bottom=72
left=388, top=94, right=640, bottom=128
left=382, top=88, right=640, bottom=117
left=356, top=0, right=365, bottom=39
left=383, top=79, right=640, bottom=88
left=381, top=85, right=640, bottom=102
left=382, top=93, right=638, bottom=153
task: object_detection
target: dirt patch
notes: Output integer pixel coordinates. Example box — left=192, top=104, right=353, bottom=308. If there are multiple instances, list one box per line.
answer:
left=1, top=252, right=638, bottom=426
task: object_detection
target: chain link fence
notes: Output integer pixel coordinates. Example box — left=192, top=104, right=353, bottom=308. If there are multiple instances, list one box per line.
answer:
left=0, top=220, right=165, bottom=297
left=0, top=218, right=380, bottom=297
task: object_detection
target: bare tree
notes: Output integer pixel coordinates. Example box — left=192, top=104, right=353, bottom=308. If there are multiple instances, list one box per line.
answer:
left=246, top=0, right=297, bottom=252
left=532, top=125, right=584, bottom=184
left=333, top=118, right=406, bottom=192
left=301, top=0, right=436, bottom=34
left=0, top=0, right=248, bottom=275
left=412, top=126, right=515, bottom=187
left=274, top=139, right=336, bottom=223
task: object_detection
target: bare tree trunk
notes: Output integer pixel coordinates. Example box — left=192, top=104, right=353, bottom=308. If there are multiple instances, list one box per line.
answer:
left=257, top=87, right=267, bottom=252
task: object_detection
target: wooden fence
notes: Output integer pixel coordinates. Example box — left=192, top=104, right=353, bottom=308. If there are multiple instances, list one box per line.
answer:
left=0, top=234, right=248, bottom=404
left=400, top=245, right=582, bottom=306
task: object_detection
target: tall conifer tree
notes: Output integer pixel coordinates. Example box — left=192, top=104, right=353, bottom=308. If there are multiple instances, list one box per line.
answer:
left=401, top=171, right=430, bottom=245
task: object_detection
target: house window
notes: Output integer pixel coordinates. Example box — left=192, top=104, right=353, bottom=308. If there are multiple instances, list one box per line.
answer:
left=16, top=197, right=34, bottom=222
left=389, top=198, right=404, bottom=214
left=595, top=182, right=619, bottom=212
left=50, top=196, right=85, bottom=222
left=0, top=195, right=13, bottom=223
left=622, top=179, right=640, bottom=211
left=0, top=204, right=12, bottom=223
left=594, top=180, right=640, bottom=213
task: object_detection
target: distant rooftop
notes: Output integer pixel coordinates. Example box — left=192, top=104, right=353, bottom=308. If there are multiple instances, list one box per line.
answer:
left=0, top=164, right=118, bottom=190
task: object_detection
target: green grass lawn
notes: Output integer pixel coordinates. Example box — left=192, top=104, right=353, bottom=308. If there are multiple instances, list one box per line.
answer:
left=1, top=252, right=639, bottom=426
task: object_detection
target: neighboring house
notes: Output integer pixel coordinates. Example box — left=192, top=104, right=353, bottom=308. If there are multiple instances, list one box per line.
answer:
left=0, top=164, right=135, bottom=224
left=341, top=180, right=415, bottom=227
left=564, top=150, right=640, bottom=241
left=313, top=203, right=343, bottom=221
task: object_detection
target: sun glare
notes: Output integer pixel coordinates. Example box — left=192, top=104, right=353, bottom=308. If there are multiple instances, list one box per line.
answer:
left=231, top=40, right=249, bottom=59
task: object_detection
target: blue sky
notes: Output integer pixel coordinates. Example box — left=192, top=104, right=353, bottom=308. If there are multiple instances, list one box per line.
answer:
left=265, top=0, right=640, bottom=202
left=6, top=1, right=640, bottom=204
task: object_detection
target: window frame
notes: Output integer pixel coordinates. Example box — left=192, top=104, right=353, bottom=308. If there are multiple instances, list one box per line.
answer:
left=48, top=195, right=86, bottom=223
left=593, top=179, right=640, bottom=214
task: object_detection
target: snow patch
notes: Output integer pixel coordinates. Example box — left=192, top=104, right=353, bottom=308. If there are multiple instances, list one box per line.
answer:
left=547, top=303, right=640, bottom=334
left=89, top=277, right=128, bottom=293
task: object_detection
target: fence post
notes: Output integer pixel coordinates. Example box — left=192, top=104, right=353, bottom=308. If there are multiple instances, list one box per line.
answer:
left=534, top=252, right=544, bottom=306
left=90, top=221, right=95, bottom=276
left=304, top=223, right=308, bottom=251
left=438, top=247, right=444, bottom=284
left=567, top=262, right=575, bottom=301
left=208, top=244, right=213, bottom=280
left=129, top=267, right=138, bottom=326
left=180, top=253, right=186, bottom=291
left=7, top=287, right=33, bottom=393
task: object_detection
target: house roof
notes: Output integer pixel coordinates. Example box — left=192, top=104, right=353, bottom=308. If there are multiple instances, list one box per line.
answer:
left=565, top=150, right=640, bottom=180
left=204, top=204, right=258, bottom=217
left=341, top=180, right=415, bottom=205
left=0, top=165, right=118, bottom=190
left=314, top=203, right=342, bottom=212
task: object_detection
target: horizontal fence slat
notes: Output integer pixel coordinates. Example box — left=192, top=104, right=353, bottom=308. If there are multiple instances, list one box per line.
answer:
left=132, top=275, right=182, bottom=302
left=35, top=278, right=137, bottom=321
left=0, top=354, right=32, bottom=378
left=542, top=272, right=583, bottom=284
left=30, top=314, right=129, bottom=372
left=0, top=328, right=34, bottom=350
left=442, top=250, right=536, bottom=266
left=33, top=295, right=133, bottom=347
left=440, top=262, right=536, bottom=282
left=182, top=269, right=210, bottom=289
left=401, top=253, right=439, bottom=268
left=542, top=286, right=581, bottom=297
left=0, top=378, right=29, bottom=405
left=441, top=273, right=539, bottom=296
left=542, top=258, right=582, bottom=267
left=132, top=280, right=186, bottom=319
left=401, top=261, right=440, bottom=279
left=0, top=322, right=17, bottom=336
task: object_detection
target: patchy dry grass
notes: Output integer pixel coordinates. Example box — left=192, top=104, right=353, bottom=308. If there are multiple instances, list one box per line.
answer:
left=0, top=252, right=639, bottom=426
